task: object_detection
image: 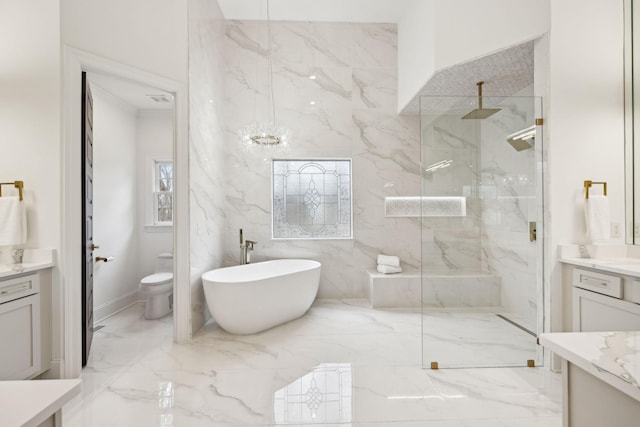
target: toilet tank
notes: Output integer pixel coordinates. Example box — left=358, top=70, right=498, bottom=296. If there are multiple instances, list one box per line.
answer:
left=155, top=252, right=174, bottom=273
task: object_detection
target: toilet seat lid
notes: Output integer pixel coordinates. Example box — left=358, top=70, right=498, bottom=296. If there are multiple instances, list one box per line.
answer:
left=141, top=272, right=173, bottom=286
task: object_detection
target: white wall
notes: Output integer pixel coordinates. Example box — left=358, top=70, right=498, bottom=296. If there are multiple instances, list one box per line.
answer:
left=136, top=111, right=174, bottom=279
left=398, top=0, right=549, bottom=110
left=0, top=0, right=61, bottom=251
left=0, top=0, right=62, bottom=376
left=61, top=0, right=188, bottom=83
left=397, top=0, right=435, bottom=116
left=546, top=0, right=625, bottom=333
left=91, top=85, right=140, bottom=319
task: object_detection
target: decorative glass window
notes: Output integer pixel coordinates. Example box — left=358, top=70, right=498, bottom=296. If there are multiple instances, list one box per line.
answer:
left=154, top=161, right=173, bottom=225
left=272, top=159, right=352, bottom=239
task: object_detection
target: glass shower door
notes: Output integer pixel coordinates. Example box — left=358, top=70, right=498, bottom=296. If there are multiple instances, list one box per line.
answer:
left=420, top=94, right=543, bottom=369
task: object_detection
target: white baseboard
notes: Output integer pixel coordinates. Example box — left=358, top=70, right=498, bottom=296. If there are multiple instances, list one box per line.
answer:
left=94, top=291, right=141, bottom=324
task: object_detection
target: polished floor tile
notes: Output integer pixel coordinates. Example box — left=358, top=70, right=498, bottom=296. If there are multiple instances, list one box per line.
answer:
left=63, top=300, right=561, bottom=426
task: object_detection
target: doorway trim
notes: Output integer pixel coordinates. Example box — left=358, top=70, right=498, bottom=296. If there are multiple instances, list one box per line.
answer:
left=61, top=46, right=191, bottom=378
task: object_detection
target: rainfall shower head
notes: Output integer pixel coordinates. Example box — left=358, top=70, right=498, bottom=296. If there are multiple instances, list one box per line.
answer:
left=461, top=82, right=501, bottom=120
left=506, top=125, right=536, bottom=151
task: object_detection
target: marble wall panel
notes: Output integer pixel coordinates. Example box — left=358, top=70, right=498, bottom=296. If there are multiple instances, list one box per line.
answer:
left=188, top=0, right=227, bottom=333
left=224, top=21, right=412, bottom=298
left=478, top=93, right=538, bottom=330
left=352, top=68, right=397, bottom=111
left=420, top=91, right=539, bottom=329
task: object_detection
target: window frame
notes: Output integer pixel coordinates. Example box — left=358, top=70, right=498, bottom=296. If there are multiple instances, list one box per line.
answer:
left=271, top=158, right=353, bottom=240
left=152, top=159, right=174, bottom=226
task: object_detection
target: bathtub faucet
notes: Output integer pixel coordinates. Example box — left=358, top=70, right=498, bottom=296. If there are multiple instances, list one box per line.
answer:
left=239, top=228, right=257, bottom=265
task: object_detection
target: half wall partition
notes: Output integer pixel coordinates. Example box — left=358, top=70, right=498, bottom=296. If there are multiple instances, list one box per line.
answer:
left=420, top=94, right=544, bottom=369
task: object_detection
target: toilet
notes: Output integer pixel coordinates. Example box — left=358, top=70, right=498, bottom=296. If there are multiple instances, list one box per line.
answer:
left=139, top=252, right=174, bottom=319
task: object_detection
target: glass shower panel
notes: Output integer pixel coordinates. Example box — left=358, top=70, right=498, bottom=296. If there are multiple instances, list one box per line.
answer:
left=420, top=95, right=543, bottom=369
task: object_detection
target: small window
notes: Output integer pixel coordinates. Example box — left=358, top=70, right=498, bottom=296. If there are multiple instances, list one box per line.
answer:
left=153, top=161, right=173, bottom=225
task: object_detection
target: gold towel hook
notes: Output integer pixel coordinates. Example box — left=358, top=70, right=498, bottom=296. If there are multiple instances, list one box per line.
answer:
left=584, top=180, right=607, bottom=199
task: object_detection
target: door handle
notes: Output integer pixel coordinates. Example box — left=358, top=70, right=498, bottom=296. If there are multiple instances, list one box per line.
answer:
left=90, top=243, right=100, bottom=251
left=529, top=222, right=537, bottom=242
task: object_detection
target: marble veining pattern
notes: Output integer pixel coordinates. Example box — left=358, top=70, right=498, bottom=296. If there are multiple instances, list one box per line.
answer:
left=64, top=302, right=562, bottom=426
left=224, top=21, right=419, bottom=298
left=420, top=90, right=539, bottom=332
left=541, top=331, right=640, bottom=403
left=188, top=0, right=227, bottom=333
left=593, top=332, right=640, bottom=391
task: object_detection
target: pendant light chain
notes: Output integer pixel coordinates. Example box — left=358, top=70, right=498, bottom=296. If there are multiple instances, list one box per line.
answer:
left=237, top=0, right=291, bottom=148
left=267, top=0, right=276, bottom=127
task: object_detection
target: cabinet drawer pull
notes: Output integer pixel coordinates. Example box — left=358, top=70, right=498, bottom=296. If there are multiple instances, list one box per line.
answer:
left=573, top=268, right=623, bottom=298
left=0, top=282, right=32, bottom=296
left=581, top=276, right=609, bottom=288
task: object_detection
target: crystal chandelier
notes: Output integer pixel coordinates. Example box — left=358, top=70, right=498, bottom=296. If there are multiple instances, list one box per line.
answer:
left=239, top=0, right=291, bottom=149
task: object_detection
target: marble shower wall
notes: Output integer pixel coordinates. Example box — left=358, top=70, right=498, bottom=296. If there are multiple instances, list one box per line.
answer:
left=420, top=93, right=538, bottom=329
left=224, top=21, right=420, bottom=298
left=479, top=93, right=538, bottom=331
left=188, top=0, right=227, bottom=332
left=420, top=104, right=484, bottom=273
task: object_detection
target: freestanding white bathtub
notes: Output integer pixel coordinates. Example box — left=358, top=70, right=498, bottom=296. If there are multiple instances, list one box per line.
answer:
left=202, top=259, right=321, bottom=335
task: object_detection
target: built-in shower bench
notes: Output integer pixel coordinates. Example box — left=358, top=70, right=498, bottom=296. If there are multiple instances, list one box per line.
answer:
left=367, top=270, right=501, bottom=309
left=367, top=269, right=420, bottom=308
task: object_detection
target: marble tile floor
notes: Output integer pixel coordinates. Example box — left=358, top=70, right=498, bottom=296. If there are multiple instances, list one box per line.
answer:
left=63, top=300, right=561, bottom=426
left=422, top=311, right=540, bottom=368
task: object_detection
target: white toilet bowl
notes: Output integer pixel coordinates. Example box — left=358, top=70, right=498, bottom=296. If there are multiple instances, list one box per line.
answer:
left=139, top=253, right=174, bottom=319
left=140, top=272, right=173, bottom=319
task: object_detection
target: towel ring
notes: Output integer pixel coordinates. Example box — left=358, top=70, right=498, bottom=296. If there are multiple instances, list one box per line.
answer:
left=0, top=181, right=24, bottom=201
left=584, top=180, right=606, bottom=199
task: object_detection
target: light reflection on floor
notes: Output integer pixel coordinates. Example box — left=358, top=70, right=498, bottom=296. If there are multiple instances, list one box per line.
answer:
left=63, top=300, right=562, bottom=427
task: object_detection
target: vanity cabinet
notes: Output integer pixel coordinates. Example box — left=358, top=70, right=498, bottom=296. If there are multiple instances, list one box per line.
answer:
left=0, top=271, right=51, bottom=380
left=571, top=267, right=640, bottom=332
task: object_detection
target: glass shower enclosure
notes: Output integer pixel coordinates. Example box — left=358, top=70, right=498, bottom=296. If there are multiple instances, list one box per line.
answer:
left=420, top=94, right=543, bottom=369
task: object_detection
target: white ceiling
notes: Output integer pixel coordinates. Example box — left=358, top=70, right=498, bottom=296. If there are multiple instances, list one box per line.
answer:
left=217, top=0, right=410, bottom=23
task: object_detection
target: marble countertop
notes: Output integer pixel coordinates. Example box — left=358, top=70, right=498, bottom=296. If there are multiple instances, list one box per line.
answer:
left=0, top=379, right=80, bottom=426
left=0, top=249, right=54, bottom=279
left=558, top=244, right=640, bottom=278
left=559, top=256, right=640, bottom=277
left=540, top=331, right=640, bottom=403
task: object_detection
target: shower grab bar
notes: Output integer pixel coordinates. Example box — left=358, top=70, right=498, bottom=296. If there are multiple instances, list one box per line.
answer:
left=0, top=181, right=24, bottom=201
left=584, top=180, right=607, bottom=199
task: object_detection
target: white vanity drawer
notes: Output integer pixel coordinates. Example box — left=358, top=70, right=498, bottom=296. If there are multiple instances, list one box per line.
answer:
left=573, top=268, right=622, bottom=298
left=0, top=273, right=40, bottom=305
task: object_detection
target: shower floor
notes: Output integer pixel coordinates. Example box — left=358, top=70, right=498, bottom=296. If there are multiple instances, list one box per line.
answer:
left=422, top=310, right=539, bottom=368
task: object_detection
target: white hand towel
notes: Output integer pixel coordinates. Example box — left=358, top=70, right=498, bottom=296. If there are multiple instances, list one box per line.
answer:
left=377, top=264, right=402, bottom=274
left=584, top=195, right=610, bottom=242
left=0, top=197, right=27, bottom=246
left=377, top=254, right=400, bottom=267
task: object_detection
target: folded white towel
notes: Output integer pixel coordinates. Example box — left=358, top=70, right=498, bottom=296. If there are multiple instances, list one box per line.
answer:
left=0, top=197, right=27, bottom=246
left=377, top=254, right=400, bottom=267
left=377, top=264, right=402, bottom=274
left=585, top=195, right=610, bottom=242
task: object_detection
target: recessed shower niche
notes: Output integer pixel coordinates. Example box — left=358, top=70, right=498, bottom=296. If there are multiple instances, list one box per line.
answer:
left=272, top=159, right=352, bottom=239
